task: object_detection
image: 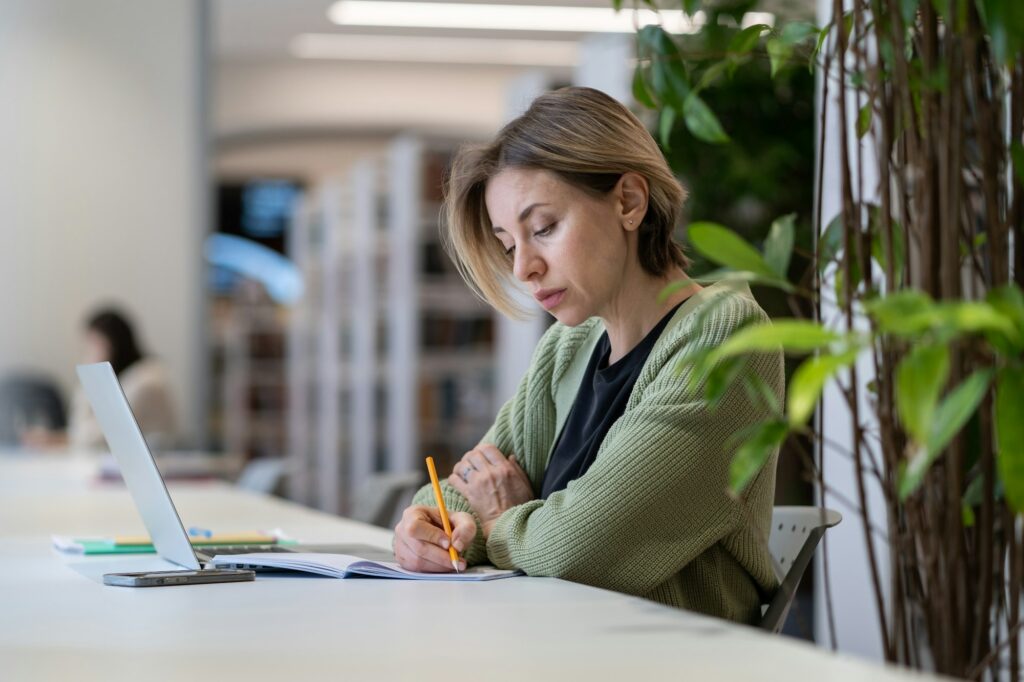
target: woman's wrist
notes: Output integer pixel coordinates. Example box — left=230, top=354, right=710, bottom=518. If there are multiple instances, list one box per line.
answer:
left=481, top=518, right=497, bottom=541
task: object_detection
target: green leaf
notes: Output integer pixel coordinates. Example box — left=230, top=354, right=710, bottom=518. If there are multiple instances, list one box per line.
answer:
left=901, top=0, right=920, bottom=25
left=658, top=278, right=696, bottom=303
left=729, top=24, right=772, bottom=55
left=611, top=0, right=622, bottom=10
left=976, top=0, right=1024, bottom=67
left=857, top=103, right=872, bottom=138
left=687, top=222, right=776, bottom=276
left=743, top=371, right=782, bottom=416
left=639, top=26, right=690, bottom=110
left=767, top=38, right=791, bottom=78
left=810, top=23, right=831, bottom=69
left=632, top=67, right=656, bottom=109
left=937, top=301, right=1020, bottom=344
left=869, top=208, right=906, bottom=283
left=996, top=366, right=1024, bottom=513
left=986, top=285, right=1024, bottom=347
left=1011, top=141, right=1024, bottom=187
left=678, top=268, right=795, bottom=293
left=764, top=213, right=796, bottom=278
left=730, top=420, right=789, bottom=495
left=708, top=321, right=843, bottom=367
left=864, top=290, right=937, bottom=335
left=818, top=214, right=844, bottom=273
left=781, top=21, right=819, bottom=46
left=694, top=61, right=730, bottom=96
left=682, top=93, right=730, bottom=144
left=787, top=349, right=860, bottom=426
left=896, top=343, right=949, bottom=446
left=927, top=369, right=993, bottom=457
left=659, top=106, right=677, bottom=150
left=682, top=0, right=701, bottom=14
left=705, top=355, right=748, bottom=408
left=958, top=473, right=1007, bottom=524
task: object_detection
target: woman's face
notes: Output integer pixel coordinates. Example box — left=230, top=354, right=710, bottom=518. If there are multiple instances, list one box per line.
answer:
left=82, top=329, right=111, bottom=364
left=484, top=167, right=632, bottom=326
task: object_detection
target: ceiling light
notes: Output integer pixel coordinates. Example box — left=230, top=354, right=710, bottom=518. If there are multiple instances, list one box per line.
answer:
left=292, top=33, right=579, bottom=66
left=327, top=1, right=704, bottom=34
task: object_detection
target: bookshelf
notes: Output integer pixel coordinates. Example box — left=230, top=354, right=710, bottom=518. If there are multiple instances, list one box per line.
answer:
left=207, top=282, right=288, bottom=464
left=386, top=134, right=503, bottom=478
left=287, top=134, right=544, bottom=514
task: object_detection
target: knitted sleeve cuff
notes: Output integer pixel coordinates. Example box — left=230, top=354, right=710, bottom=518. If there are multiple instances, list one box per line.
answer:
left=485, top=500, right=544, bottom=570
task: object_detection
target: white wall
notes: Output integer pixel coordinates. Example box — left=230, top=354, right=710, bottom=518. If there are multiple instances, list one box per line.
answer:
left=215, top=59, right=546, bottom=139
left=0, top=0, right=206, bottom=443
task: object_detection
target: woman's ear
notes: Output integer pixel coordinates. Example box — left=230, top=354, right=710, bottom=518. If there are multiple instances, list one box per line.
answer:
left=616, top=172, right=649, bottom=232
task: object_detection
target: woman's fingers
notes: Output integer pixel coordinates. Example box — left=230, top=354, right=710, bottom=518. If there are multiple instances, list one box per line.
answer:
left=449, top=511, right=477, bottom=552
left=477, top=443, right=506, bottom=465
left=394, top=506, right=462, bottom=572
left=395, top=533, right=459, bottom=572
left=467, top=449, right=493, bottom=473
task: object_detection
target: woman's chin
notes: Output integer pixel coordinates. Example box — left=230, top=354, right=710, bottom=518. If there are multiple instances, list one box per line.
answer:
left=549, top=308, right=589, bottom=327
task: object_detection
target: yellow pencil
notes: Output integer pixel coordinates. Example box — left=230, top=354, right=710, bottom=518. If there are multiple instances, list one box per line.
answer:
left=425, top=456, right=461, bottom=573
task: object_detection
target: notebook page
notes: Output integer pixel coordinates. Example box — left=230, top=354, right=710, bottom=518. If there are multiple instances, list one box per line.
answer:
left=210, top=552, right=522, bottom=581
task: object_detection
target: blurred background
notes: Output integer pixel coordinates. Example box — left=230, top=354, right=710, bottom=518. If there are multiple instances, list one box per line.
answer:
left=0, top=0, right=830, bottom=643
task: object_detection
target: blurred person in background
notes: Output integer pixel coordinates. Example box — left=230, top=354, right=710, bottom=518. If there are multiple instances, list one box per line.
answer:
left=20, top=307, right=178, bottom=451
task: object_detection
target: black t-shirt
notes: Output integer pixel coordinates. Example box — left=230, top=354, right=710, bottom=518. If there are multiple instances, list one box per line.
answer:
left=539, top=303, right=683, bottom=500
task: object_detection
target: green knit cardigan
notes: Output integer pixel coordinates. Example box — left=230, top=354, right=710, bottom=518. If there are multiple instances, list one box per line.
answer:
left=410, top=281, right=784, bottom=624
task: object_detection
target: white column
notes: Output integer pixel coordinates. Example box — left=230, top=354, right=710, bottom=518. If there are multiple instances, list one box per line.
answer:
left=0, top=0, right=207, bottom=443
left=814, top=0, right=889, bottom=661
left=574, top=34, right=635, bottom=104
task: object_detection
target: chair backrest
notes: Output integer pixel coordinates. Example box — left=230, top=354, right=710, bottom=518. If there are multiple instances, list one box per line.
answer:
left=760, top=506, right=842, bottom=634
left=236, top=457, right=288, bottom=495
left=350, top=471, right=425, bottom=528
left=0, top=374, right=66, bottom=445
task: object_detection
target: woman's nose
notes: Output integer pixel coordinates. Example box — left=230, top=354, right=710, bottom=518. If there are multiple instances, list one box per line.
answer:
left=512, top=244, right=544, bottom=282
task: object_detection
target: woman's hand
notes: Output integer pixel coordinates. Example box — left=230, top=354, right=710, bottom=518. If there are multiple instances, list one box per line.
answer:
left=393, top=505, right=474, bottom=572
left=449, top=444, right=534, bottom=538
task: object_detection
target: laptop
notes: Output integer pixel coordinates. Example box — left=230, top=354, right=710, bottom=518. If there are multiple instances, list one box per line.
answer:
left=76, top=361, right=394, bottom=571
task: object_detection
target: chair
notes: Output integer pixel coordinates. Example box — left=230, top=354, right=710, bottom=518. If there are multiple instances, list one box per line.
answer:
left=760, top=506, right=842, bottom=634
left=0, top=374, right=67, bottom=446
left=236, top=457, right=288, bottom=495
left=350, top=471, right=425, bottom=528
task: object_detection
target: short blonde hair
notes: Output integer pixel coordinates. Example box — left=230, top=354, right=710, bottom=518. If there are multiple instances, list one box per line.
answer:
left=443, top=86, right=689, bottom=318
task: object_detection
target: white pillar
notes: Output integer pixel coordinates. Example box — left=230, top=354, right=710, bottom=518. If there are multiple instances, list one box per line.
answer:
left=814, top=0, right=889, bottom=661
left=0, top=0, right=208, bottom=444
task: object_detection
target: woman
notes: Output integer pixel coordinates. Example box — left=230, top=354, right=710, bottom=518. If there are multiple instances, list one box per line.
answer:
left=393, top=87, right=783, bottom=624
left=23, top=308, right=178, bottom=451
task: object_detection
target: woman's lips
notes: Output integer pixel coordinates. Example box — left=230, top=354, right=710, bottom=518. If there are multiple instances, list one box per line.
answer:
left=537, top=289, right=566, bottom=310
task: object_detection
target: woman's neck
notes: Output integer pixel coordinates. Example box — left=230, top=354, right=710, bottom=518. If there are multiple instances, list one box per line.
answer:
left=600, top=266, right=701, bottom=365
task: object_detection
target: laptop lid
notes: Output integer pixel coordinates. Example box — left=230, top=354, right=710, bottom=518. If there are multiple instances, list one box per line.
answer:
left=76, top=362, right=201, bottom=570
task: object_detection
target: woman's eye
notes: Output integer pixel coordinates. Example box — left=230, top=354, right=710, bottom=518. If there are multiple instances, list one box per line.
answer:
left=535, top=223, right=556, bottom=237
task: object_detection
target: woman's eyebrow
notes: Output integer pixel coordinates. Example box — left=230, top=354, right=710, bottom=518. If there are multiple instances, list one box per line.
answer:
left=492, top=202, right=551, bottom=233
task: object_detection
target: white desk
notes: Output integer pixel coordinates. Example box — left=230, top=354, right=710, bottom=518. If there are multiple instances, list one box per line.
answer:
left=0, top=451, right=934, bottom=681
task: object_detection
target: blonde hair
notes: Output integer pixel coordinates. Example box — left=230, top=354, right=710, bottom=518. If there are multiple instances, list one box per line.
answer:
left=443, top=86, right=689, bottom=318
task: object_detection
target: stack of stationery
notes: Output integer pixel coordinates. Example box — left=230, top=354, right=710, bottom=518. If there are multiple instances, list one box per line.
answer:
left=52, top=532, right=283, bottom=555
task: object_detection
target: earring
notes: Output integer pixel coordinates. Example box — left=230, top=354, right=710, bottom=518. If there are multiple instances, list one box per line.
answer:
left=628, top=220, right=634, bottom=225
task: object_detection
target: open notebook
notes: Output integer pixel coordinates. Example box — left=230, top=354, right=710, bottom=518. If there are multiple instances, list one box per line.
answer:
left=209, top=552, right=522, bottom=581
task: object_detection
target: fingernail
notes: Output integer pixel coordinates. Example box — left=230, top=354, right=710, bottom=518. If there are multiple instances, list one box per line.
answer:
left=453, top=541, right=462, bottom=552
left=458, top=561, right=467, bottom=571
left=441, top=538, right=449, bottom=549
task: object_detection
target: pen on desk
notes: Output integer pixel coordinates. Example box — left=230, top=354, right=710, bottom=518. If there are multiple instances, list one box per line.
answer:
left=425, top=456, right=461, bottom=573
